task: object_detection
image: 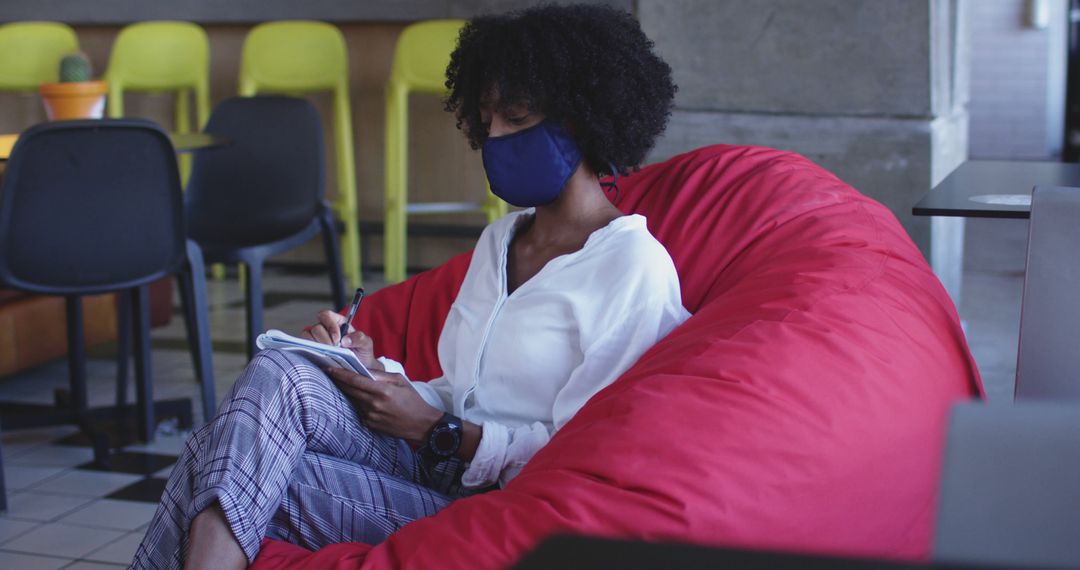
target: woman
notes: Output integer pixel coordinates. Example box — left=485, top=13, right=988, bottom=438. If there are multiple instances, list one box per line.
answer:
left=132, top=4, right=687, bottom=568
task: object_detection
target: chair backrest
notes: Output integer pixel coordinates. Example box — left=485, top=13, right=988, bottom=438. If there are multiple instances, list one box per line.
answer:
left=105, top=21, right=210, bottom=126
left=185, top=96, right=325, bottom=246
left=0, top=119, right=186, bottom=294
left=0, top=22, right=79, bottom=92
left=106, top=21, right=209, bottom=92
left=236, top=20, right=356, bottom=265
left=1015, top=186, right=1080, bottom=400
left=238, top=21, right=347, bottom=95
left=934, top=401, right=1080, bottom=567
left=389, top=20, right=464, bottom=94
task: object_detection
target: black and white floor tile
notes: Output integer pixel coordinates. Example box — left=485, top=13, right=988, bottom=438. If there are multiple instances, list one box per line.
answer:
left=0, top=263, right=380, bottom=568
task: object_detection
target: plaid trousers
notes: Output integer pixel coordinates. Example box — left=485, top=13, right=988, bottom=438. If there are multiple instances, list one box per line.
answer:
left=130, top=349, right=472, bottom=569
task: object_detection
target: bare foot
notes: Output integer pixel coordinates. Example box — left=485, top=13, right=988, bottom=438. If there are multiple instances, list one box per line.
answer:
left=185, top=502, right=247, bottom=570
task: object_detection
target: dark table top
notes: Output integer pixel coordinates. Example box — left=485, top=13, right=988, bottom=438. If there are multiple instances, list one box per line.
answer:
left=0, top=132, right=226, bottom=178
left=0, top=132, right=229, bottom=161
left=912, top=160, right=1080, bottom=219
left=511, top=536, right=1018, bottom=570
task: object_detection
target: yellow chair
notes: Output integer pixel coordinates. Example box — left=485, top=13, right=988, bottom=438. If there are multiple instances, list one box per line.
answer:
left=0, top=21, right=79, bottom=92
left=105, top=21, right=210, bottom=125
left=239, top=21, right=361, bottom=289
left=105, top=21, right=210, bottom=182
left=384, top=20, right=506, bottom=283
left=106, top=22, right=216, bottom=275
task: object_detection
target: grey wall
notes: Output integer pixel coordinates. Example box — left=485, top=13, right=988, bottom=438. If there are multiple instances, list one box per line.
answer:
left=646, top=1, right=935, bottom=117
left=967, top=0, right=1067, bottom=159
left=640, top=0, right=971, bottom=265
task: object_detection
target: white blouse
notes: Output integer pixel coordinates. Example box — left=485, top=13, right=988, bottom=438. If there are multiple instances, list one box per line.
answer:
left=381, top=210, right=690, bottom=489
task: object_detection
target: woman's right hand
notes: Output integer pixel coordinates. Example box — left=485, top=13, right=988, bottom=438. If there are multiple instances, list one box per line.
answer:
left=301, top=310, right=385, bottom=372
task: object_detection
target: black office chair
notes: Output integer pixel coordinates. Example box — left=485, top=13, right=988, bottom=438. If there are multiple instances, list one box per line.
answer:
left=934, top=401, right=1080, bottom=567
left=186, top=96, right=346, bottom=359
left=0, top=119, right=217, bottom=454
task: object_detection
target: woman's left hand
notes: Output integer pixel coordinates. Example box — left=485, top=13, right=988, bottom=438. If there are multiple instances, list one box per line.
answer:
left=324, top=368, right=443, bottom=444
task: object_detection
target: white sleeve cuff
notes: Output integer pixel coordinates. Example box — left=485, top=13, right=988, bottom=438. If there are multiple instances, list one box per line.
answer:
left=377, top=356, right=408, bottom=380
left=461, top=421, right=509, bottom=489
left=380, top=357, right=445, bottom=410
left=410, top=381, right=447, bottom=412
left=461, top=421, right=551, bottom=489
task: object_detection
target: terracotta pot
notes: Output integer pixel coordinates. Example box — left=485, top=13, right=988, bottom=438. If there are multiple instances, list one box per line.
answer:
left=38, top=80, right=108, bottom=120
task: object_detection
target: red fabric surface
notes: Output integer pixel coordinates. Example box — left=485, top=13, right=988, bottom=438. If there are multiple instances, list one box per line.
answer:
left=253, top=145, right=981, bottom=569
left=252, top=539, right=373, bottom=569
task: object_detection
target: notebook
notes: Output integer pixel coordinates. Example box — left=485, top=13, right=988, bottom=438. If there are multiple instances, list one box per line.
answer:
left=255, top=329, right=375, bottom=379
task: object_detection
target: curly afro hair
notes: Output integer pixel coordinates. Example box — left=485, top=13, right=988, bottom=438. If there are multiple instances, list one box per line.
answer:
left=444, top=3, right=676, bottom=178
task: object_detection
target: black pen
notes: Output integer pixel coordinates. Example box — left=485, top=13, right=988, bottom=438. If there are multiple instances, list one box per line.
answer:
left=337, top=287, right=364, bottom=347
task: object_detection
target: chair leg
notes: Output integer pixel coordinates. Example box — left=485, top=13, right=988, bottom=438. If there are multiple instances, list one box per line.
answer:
left=131, top=285, right=155, bottom=442
left=211, top=263, right=227, bottom=280
left=175, top=274, right=201, bottom=379
left=184, top=241, right=217, bottom=423
left=244, top=261, right=264, bottom=362
left=114, top=291, right=131, bottom=407
left=333, top=89, right=362, bottom=290
left=65, top=296, right=88, bottom=415
left=383, top=202, right=406, bottom=284
left=384, top=84, right=408, bottom=284
left=175, top=88, right=193, bottom=187
left=0, top=440, right=7, bottom=512
left=341, top=213, right=362, bottom=290
left=319, top=209, right=347, bottom=309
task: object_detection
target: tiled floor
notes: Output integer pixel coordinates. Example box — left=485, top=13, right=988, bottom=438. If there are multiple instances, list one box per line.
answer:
left=0, top=264, right=384, bottom=568
left=0, top=423, right=175, bottom=567
left=0, top=217, right=1027, bottom=568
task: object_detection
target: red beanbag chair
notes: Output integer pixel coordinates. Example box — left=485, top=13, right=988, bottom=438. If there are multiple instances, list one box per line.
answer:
left=252, top=145, right=982, bottom=569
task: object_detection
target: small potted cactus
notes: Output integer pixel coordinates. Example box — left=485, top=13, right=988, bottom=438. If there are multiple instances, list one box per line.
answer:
left=38, top=53, right=108, bottom=120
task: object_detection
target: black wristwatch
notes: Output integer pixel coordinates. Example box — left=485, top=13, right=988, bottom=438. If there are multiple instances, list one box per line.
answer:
left=424, top=413, right=463, bottom=462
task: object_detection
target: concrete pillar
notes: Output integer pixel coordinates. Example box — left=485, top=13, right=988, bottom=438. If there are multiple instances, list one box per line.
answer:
left=640, top=0, right=970, bottom=299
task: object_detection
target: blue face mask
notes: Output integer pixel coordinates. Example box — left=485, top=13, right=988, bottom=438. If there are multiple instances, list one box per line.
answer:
left=481, top=120, right=583, bottom=208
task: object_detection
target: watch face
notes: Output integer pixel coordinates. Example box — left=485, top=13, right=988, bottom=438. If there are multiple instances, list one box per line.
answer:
left=430, top=415, right=463, bottom=458
left=433, top=428, right=459, bottom=453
